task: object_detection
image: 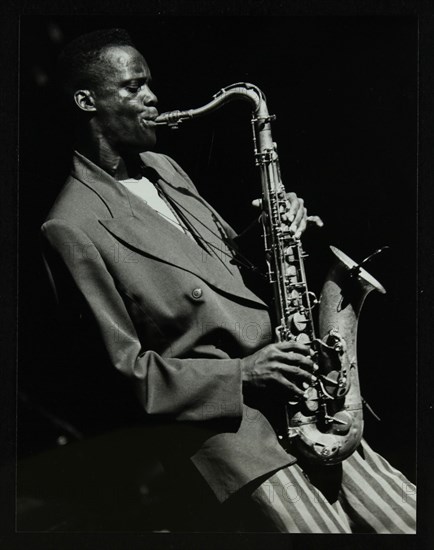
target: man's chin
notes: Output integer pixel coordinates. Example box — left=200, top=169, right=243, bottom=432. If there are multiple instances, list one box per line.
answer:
left=130, top=137, right=157, bottom=153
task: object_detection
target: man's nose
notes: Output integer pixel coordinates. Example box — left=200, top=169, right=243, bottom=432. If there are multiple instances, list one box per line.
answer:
left=142, top=85, right=158, bottom=105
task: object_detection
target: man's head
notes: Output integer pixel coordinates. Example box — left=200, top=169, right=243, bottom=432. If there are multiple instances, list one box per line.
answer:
left=58, top=29, right=158, bottom=153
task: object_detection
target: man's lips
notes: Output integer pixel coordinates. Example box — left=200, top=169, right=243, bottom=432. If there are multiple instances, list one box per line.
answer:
left=140, top=118, right=157, bottom=128
left=140, top=112, right=159, bottom=128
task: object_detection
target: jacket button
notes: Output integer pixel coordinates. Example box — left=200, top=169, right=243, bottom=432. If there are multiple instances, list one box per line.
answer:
left=192, top=288, right=203, bottom=299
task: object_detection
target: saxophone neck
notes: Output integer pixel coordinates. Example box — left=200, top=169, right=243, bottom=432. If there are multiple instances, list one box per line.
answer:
left=155, top=82, right=271, bottom=128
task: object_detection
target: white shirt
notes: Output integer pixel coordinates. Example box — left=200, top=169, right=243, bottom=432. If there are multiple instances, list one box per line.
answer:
left=119, top=176, right=189, bottom=235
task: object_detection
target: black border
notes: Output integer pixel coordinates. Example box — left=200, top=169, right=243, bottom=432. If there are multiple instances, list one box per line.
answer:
left=2, top=1, right=434, bottom=549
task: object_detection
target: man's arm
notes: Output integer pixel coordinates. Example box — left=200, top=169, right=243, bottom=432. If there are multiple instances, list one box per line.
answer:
left=41, top=219, right=244, bottom=425
left=41, top=215, right=316, bottom=424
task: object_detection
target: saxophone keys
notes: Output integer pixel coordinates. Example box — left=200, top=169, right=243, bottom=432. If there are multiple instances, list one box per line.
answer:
left=295, top=333, right=310, bottom=344
left=285, top=264, right=297, bottom=277
left=292, top=311, right=308, bottom=332
left=308, top=291, right=320, bottom=307
left=289, top=289, right=299, bottom=300
left=302, top=386, right=319, bottom=413
left=284, top=246, right=295, bottom=260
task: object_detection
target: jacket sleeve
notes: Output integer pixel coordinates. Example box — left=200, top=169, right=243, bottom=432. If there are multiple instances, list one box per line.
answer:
left=41, top=219, right=243, bottom=425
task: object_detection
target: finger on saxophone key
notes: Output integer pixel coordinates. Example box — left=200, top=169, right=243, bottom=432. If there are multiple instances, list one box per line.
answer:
left=307, top=215, right=324, bottom=228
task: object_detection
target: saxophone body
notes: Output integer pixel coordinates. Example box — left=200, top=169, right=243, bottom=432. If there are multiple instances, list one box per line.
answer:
left=155, top=83, right=386, bottom=465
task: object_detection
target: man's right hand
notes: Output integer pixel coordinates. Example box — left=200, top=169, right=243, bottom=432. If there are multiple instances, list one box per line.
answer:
left=240, top=341, right=317, bottom=400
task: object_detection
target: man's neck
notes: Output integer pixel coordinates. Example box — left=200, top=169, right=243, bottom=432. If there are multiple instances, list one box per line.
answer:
left=76, top=135, right=144, bottom=181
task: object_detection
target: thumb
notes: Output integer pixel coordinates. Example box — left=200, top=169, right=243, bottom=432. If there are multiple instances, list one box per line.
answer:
left=252, top=198, right=262, bottom=208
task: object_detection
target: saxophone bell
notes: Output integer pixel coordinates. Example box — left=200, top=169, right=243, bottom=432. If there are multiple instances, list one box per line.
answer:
left=284, top=245, right=386, bottom=465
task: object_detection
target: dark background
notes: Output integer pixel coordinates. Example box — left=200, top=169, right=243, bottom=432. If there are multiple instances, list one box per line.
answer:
left=17, top=16, right=417, bottom=532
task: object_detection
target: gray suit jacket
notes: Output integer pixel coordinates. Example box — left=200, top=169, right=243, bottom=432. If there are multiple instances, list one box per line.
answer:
left=41, top=150, right=295, bottom=501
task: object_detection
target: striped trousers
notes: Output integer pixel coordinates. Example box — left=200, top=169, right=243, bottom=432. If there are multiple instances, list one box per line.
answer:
left=245, top=440, right=416, bottom=533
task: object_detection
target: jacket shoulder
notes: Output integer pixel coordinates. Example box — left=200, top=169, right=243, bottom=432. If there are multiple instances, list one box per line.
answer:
left=43, top=175, right=110, bottom=227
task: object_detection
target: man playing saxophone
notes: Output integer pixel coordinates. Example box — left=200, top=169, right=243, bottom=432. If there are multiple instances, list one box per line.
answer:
left=41, top=28, right=416, bottom=533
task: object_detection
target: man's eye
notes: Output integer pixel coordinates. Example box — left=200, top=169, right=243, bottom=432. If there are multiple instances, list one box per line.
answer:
left=127, top=86, right=140, bottom=93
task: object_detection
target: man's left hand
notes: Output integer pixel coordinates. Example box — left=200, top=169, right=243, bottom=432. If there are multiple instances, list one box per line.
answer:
left=252, top=192, right=323, bottom=239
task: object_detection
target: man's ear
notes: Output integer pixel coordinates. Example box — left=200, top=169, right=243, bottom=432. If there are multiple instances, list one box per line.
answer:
left=74, top=90, right=97, bottom=112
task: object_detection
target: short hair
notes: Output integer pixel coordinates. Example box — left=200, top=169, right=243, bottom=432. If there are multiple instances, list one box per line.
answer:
left=57, top=28, right=136, bottom=100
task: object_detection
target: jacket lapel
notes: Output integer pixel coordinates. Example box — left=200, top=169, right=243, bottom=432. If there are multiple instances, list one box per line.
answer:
left=71, top=151, right=267, bottom=308
left=139, top=153, right=240, bottom=275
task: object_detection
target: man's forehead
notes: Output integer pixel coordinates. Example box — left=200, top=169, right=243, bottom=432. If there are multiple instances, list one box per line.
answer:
left=100, top=45, right=150, bottom=78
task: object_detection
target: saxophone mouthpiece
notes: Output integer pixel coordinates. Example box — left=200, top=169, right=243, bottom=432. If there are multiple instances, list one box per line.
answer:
left=155, top=110, right=184, bottom=127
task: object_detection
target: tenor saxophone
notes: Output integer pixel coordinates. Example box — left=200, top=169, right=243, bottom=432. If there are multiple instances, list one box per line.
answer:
left=155, top=83, right=386, bottom=464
